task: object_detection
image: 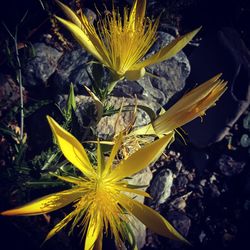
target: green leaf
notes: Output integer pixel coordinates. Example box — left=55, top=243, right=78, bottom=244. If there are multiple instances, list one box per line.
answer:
left=83, top=85, right=104, bottom=123
left=137, top=105, right=156, bottom=122
left=66, top=82, right=76, bottom=116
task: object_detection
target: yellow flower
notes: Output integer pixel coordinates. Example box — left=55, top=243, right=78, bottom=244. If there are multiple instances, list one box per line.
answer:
left=1, top=116, right=189, bottom=249
left=130, top=74, right=227, bottom=137
left=55, top=0, right=200, bottom=80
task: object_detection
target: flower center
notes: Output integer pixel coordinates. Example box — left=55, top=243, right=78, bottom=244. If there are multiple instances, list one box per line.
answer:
left=94, top=178, right=117, bottom=210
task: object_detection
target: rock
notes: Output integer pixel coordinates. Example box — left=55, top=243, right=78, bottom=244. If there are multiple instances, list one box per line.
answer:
left=240, top=133, right=250, bottom=147
left=128, top=167, right=153, bottom=203
left=112, top=80, right=144, bottom=98
left=113, top=167, right=153, bottom=250
left=217, top=154, right=245, bottom=176
left=199, top=230, right=207, bottom=243
left=51, top=46, right=92, bottom=94
left=50, top=30, right=190, bottom=109
left=148, top=32, right=191, bottom=93
left=206, top=183, right=221, bottom=198
left=200, top=179, right=207, bottom=187
left=114, top=31, right=191, bottom=106
left=183, top=27, right=250, bottom=147
left=126, top=167, right=153, bottom=250
left=243, top=112, right=250, bottom=129
left=147, top=169, right=173, bottom=208
left=0, top=74, right=27, bottom=117
left=172, top=174, right=189, bottom=194
left=56, top=94, right=159, bottom=143
left=170, top=192, right=192, bottom=211
left=167, top=211, right=191, bottom=237
left=23, top=43, right=63, bottom=87
left=95, top=97, right=160, bottom=140
left=131, top=77, right=166, bottom=104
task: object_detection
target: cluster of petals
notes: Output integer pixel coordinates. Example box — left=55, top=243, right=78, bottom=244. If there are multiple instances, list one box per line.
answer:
left=55, top=0, right=200, bottom=80
left=1, top=117, right=188, bottom=249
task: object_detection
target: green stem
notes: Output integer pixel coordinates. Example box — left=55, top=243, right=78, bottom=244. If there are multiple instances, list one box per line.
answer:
left=14, top=27, right=24, bottom=141
left=3, top=22, right=24, bottom=142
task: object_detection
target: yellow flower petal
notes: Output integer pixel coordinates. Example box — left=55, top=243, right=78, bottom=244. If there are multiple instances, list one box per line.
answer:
left=131, top=27, right=201, bottom=70
left=1, top=188, right=83, bottom=216
left=47, top=116, right=95, bottom=177
left=83, top=85, right=104, bottom=123
left=103, top=133, right=123, bottom=177
left=163, top=74, right=222, bottom=113
left=130, top=123, right=156, bottom=136
left=125, top=67, right=146, bottom=81
left=45, top=211, right=76, bottom=242
left=55, top=16, right=104, bottom=64
left=55, top=0, right=82, bottom=28
left=119, top=194, right=190, bottom=244
left=118, top=186, right=151, bottom=198
left=85, top=213, right=102, bottom=250
left=50, top=172, right=83, bottom=186
left=93, top=233, right=103, bottom=250
left=97, top=139, right=105, bottom=176
left=134, top=0, right=146, bottom=25
left=108, top=132, right=174, bottom=181
left=152, top=74, right=227, bottom=135
left=129, top=0, right=146, bottom=30
left=128, top=0, right=137, bottom=31
left=79, top=14, right=112, bottom=67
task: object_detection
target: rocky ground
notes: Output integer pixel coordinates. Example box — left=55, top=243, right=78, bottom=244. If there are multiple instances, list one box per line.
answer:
left=0, top=0, right=249, bottom=250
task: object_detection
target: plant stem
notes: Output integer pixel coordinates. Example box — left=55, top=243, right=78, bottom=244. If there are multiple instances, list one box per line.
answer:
left=2, top=22, right=25, bottom=142
left=14, top=27, right=24, bottom=141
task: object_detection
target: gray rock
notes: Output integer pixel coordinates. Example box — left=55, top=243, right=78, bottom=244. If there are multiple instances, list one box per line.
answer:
left=23, top=43, right=63, bottom=87
left=217, top=154, right=245, bottom=176
left=48, top=30, right=190, bottom=110
left=114, top=32, right=191, bottom=106
left=136, top=77, right=166, bottom=105
left=148, top=32, right=191, bottom=88
left=183, top=27, right=250, bottom=147
left=95, top=96, right=160, bottom=140
left=147, top=169, right=173, bottom=208
left=0, top=74, right=27, bottom=117
left=112, top=80, right=144, bottom=98
left=207, top=183, right=221, bottom=198
left=56, top=94, right=159, bottom=140
left=126, top=167, right=153, bottom=250
left=173, top=174, right=189, bottom=193
left=167, top=210, right=191, bottom=237
left=52, top=46, right=93, bottom=94
left=170, top=192, right=192, bottom=212
left=20, top=24, right=190, bottom=108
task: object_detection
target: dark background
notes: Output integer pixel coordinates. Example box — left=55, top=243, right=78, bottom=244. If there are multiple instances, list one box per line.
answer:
left=0, top=0, right=249, bottom=250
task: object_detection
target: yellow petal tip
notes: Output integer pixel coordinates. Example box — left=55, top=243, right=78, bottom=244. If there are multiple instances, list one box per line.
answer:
left=1, top=209, right=17, bottom=216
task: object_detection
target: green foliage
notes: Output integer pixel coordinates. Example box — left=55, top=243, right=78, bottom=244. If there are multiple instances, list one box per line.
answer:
left=66, top=82, right=77, bottom=117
